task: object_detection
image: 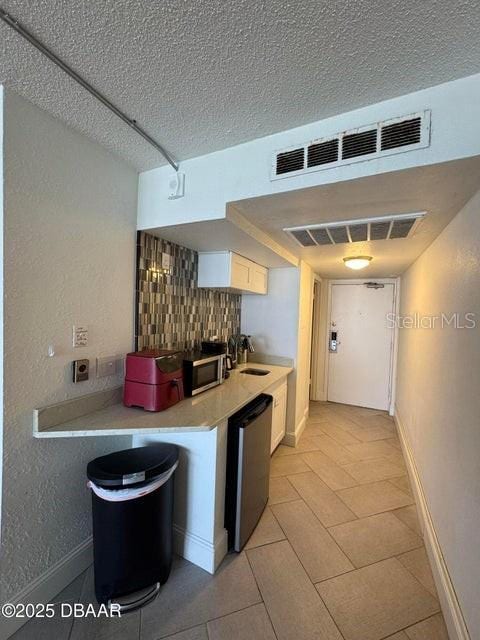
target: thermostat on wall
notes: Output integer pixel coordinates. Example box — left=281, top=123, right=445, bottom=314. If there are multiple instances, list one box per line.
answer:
left=168, top=172, right=185, bottom=200
left=73, top=359, right=89, bottom=383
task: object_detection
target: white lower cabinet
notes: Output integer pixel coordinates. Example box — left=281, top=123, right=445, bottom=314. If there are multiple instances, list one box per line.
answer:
left=268, top=380, right=288, bottom=454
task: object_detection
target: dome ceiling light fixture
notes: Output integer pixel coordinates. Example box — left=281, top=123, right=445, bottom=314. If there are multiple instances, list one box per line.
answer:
left=343, top=256, right=373, bottom=270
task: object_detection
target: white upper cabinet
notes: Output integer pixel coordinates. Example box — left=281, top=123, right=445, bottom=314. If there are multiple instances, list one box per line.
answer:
left=198, top=251, right=268, bottom=294
left=230, top=253, right=251, bottom=290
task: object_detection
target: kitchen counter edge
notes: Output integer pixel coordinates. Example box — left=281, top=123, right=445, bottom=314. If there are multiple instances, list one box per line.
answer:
left=33, top=364, right=292, bottom=438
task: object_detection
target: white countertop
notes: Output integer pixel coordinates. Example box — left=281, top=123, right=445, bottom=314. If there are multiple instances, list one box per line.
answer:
left=34, top=364, right=292, bottom=438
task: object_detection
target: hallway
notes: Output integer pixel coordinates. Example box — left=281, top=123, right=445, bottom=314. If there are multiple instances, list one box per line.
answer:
left=12, top=402, right=448, bottom=640
left=264, top=401, right=448, bottom=639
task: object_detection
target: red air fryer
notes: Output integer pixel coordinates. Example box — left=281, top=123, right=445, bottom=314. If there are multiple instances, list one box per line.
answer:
left=124, top=350, right=184, bottom=412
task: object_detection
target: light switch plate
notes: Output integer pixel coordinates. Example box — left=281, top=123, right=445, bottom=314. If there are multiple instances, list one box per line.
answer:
left=161, top=253, right=172, bottom=270
left=73, top=325, right=88, bottom=348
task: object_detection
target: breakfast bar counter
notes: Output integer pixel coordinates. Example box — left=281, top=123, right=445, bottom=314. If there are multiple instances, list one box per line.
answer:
left=33, top=363, right=292, bottom=438
left=34, top=362, right=292, bottom=575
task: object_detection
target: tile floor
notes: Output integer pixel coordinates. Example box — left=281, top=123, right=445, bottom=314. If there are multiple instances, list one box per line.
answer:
left=12, top=402, right=450, bottom=640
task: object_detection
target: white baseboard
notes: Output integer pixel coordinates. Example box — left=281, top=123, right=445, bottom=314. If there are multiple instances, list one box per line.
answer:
left=2, top=537, right=93, bottom=640
left=282, top=410, right=308, bottom=447
left=173, top=525, right=228, bottom=575
left=394, top=409, right=470, bottom=640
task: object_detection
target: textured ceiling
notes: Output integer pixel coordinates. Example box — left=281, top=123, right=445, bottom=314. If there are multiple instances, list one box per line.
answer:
left=1, top=1, right=480, bottom=171
left=233, top=157, right=480, bottom=277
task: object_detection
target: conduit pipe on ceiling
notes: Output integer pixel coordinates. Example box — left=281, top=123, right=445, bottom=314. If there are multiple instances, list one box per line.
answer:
left=0, top=7, right=179, bottom=171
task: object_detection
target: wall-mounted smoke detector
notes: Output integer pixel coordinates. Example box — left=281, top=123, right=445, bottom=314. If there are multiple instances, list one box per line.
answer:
left=284, top=212, right=426, bottom=248
left=272, top=111, right=431, bottom=180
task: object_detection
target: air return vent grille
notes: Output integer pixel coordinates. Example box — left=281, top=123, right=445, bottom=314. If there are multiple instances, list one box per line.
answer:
left=284, top=213, right=426, bottom=248
left=370, top=221, right=392, bottom=241
left=309, top=228, right=332, bottom=245
left=342, top=129, right=377, bottom=160
left=381, top=117, right=422, bottom=151
left=307, top=139, right=339, bottom=167
left=389, top=217, right=417, bottom=239
left=276, top=148, right=304, bottom=174
left=349, top=223, right=368, bottom=242
left=328, top=226, right=350, bottom=244
left=289, top=229, right=316, bottom=246
left=272, top=111, right=430, bottom=179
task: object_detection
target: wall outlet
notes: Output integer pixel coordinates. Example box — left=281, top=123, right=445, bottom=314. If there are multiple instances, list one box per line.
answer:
left=96, top=355, right=124, bottom=378
left=73, top=325, right=88, bottom=348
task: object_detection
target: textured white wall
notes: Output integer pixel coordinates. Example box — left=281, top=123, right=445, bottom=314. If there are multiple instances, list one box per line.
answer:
left=241, top=268, right=299, bottom=433
left=295, top=262, right=314, bottom=429
left=241, top=264, right=314, bottom=438
left=396, top=188, right=480, bottom=637
left=241, top=268, right=300, bottom=358
left=310, top=279, right=329, bottom=402
left=0, top=86, right=4, bottom=534
left=1, top=91, right=137, bottom=601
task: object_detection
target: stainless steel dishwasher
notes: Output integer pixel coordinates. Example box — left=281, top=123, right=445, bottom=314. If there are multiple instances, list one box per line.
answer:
left=224, top=394, right=273, bottom=551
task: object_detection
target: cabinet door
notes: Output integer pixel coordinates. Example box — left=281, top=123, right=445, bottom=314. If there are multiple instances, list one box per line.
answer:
left=198, top=252, right=231, bottom=288
left=271, top=384, right=287, bottom=453
left=249, top=264, right=268, bottom=294
left=199, top=251, right=268, bottom=294
left=230, top=253, right=251, bottom=290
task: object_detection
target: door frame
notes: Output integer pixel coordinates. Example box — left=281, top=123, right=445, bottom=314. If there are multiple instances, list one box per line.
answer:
left=309, top=275, right=324, bottom=401
left=324, top=277, right=400, bottom=415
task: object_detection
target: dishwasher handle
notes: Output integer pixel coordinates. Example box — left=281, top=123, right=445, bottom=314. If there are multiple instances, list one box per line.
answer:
left=240, top=395, right=272, bottom=428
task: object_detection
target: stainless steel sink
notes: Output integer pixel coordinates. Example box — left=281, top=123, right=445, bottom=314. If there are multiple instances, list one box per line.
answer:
left=240, top=368, right=270, bottom=376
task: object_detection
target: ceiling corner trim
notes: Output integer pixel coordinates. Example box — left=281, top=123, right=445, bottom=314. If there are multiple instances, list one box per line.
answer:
left=227, top=205, right=299, bottom=266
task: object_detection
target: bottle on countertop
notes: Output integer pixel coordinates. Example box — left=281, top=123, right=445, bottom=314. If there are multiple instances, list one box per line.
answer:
left=238, top=335, right=254, bottom=365
left=227, top=336, right=238, bottom=369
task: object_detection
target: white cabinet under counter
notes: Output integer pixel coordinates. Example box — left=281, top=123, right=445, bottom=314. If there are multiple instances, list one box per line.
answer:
left=197, top=251, right=268, bottom=294
left=266, top=378, right=288, bottom=453
left=133, top=421, right=229, bottom=574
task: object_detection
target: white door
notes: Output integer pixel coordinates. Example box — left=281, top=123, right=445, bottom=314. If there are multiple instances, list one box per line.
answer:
left=327, top=283, right=395, bottom=410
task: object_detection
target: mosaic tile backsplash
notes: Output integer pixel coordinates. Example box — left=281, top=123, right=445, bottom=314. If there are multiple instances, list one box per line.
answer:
left=136, top=232, right=241, bottom=351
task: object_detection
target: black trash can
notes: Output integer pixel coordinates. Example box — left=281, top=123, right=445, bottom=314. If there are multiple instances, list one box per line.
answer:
left=87, top=443, right=179, bottom=608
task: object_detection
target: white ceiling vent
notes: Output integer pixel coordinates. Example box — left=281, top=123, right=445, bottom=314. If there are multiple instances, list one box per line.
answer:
left=272, top=111, right=430, bottom=180
left=284, top=212, right=426, bottom=248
